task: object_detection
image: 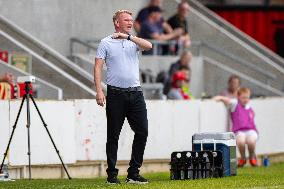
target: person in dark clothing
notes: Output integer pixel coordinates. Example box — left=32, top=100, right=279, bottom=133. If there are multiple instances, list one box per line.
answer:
left=139, top=6, right=183, bottom=55
left=134, top=0, right=173, bottom=35
left=167, top=1, right=191, bottom=49
left=168, top=51, right=192, bottom=77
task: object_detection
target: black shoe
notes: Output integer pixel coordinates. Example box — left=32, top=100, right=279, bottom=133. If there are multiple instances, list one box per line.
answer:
left=106, top=175, right=120, bottom=184
left=126, top=174, right=149, bottom=184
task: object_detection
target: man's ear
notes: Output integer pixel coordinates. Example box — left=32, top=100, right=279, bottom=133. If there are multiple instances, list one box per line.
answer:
left=115, top=20, right=119, bottom=28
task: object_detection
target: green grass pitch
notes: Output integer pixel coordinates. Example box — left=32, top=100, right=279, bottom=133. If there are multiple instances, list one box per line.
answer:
left=0, top=163, right=283, bottom=189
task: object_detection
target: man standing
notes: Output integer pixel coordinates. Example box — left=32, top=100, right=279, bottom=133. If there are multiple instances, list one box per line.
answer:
left=94, top=10, right=152, bottom=184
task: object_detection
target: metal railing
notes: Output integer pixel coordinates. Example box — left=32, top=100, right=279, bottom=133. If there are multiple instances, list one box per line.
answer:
left=69, top=37, right=276, bottom=83
left=187, top=0, right=284, bottom=69
left=0, top=15, right=96, bottom=98
left=203, top=56, right=284, bottom=96
left=70, top=37, right=184, bottom=56
left=0, top=60, right=63, bottom=99
left=194, top=42, right=276, bottom=80
left=148, top=39, right=184, bottom=55
left=0, top=29, right=96, bottom=98
left=70, top=38, right=99, bottom=56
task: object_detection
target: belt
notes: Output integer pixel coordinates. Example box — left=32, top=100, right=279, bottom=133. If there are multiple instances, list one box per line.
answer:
left=107, top=85, right=142, bottom=92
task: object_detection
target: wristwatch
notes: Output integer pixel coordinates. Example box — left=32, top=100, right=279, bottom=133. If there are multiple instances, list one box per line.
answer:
left=127, top=34, right=132, bottom=41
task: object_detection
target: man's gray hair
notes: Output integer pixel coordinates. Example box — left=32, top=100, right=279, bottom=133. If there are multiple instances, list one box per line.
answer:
left=113, top=10, right=133, bottom=23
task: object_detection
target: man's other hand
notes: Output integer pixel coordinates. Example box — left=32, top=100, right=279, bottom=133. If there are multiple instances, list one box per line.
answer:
left=96, top=90, right=106, bottom=107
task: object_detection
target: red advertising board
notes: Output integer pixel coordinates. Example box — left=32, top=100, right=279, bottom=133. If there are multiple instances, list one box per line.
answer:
left=0, top=51, right=8, bottom=63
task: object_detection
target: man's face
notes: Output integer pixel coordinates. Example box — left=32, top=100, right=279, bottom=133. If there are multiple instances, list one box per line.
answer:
left=116, top=13, right=133, bottom=33
left=238, top=92, right=250, bottom=106
left=229, top=78, right=240, bottom=92
left=180, top=53, right=191, bottom=66
left=178, top=3, right=190, bottom=18
left=153, top=12, right=162, bottom=22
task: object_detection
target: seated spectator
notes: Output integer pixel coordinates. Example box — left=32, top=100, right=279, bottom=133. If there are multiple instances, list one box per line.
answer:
left=169, top=51, right=192, bottom=77
left=163, top=51, right=192, bottom=94
left=167, top=1, right=191, bottom=51
left=0, top=72, right=15, bottom=100
left=134, top=0, right=173, bottom=35
left=167, top=71, right=192, bottom=100
left=139, top=6, right=183, bottom=55
left=0, top=72, right=14, bottom=84
left=0, top=73, right=35, bottom=99
left=214, top=87, right=258, bottom=167
left=221, top=75, right=241, bottom=99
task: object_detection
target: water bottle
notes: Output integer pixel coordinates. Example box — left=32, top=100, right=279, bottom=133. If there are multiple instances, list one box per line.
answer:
left=180, top=170, right=184, bottom=180
left=263, top=156, right=270, bottom=167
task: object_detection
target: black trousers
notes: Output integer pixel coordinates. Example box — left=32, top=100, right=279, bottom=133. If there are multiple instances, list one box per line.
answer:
left=106, top=86, right=148, bottom=176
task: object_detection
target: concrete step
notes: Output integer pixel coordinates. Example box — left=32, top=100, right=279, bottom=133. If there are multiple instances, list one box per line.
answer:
left=0, top=15, right=96, bottom=99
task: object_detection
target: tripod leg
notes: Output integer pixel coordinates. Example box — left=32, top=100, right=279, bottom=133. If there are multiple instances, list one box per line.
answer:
left=0, top=95, right=26, bottom=173
left=26, top=94, right=32, bottom=180
left=30, top=95, right=72, bottom=179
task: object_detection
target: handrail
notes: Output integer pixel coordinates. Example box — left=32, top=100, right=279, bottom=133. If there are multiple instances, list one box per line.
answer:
left=0, top=15, right=95, bottom=91
left=203, top=56, right=284, bottom=96
left=0, top=29, right=96, bottom=98
left=148, top=39, right=184, bottom=55
left=70, top=37, right=183, bottom=56
left=186, top=0, right=284, bottom=68
left=0, top=60, right=63, bottom=99
left=70, top=37, right=276, bottom=81
left=198, top=42, right=276, bottom=80
left=70, top=38, right=99, bottom=56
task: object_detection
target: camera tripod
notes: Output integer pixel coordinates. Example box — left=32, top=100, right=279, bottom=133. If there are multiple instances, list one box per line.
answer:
left=0, top=82, right=71, bottom=180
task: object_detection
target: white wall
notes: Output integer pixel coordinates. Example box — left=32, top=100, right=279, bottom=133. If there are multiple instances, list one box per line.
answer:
left=251, top=98, right=284, bottom=154
left=0, top=100, right=76, bottom=165
left=0, top=98, right=283, bottom=166
left=0, top=101, right=9, bottom=164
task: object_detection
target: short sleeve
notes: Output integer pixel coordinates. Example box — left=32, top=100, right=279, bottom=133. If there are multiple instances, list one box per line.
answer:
left=229, top=98, right=238, bottom=112
left=147, top=25, right=158, bottom=36
left=167, top=16, right=178, bottom=29
left=96, top=41, right=107, bottom=60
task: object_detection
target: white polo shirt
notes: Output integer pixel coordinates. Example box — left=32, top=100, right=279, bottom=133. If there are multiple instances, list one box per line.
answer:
left=96, top=35, right=141, bottom=88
